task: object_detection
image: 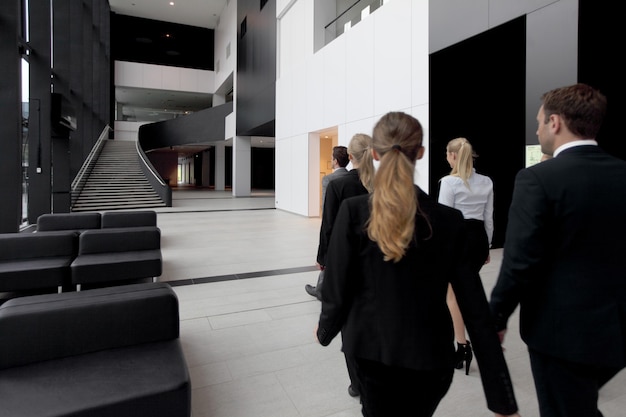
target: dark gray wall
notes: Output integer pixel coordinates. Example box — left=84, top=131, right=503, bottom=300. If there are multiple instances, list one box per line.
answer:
left=429, top=17, right=526, bottom=248
left=236, top=0, right=276, bottom=137
left=0, top=0, right=111, bottom=231
left=0, top=0, right=23, bottom=233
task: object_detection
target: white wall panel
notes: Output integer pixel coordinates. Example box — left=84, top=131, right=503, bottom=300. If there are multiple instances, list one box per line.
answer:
left=291, top=62, right=308, bottom=137
left=291, top=135, right=311, bottom=214
left=214, top=0, right=236, bottom=89
left=305, top=54, right=325, bottom=132
left=275, top=138, right=292, bottom=209
left=307, top=132, right=321, bottom=215
left=345, top=117, right=377, bottom=143
left=116, top=61, right=214, bottom=93
left=373, top=0, right=413, bottom=115
left=142, top=63, right=162, bottom=88
left=162, top=66, right=180, bottom=90
left=411, top=1, right=429, bottom=107
left=275, top=77, right=291, bottom=139
left=225, top=112, right=235, bottom=140
left=322, top=36, right=347, bottom=127
left=490, top=0, right=557, bottom=29
left=115, top=61, right=142, bottom=87
left=345, top=15, right=375, bottom=123
left=410, top=104, right=430, bottom=192
left=429, top=0, right=488, bottom=53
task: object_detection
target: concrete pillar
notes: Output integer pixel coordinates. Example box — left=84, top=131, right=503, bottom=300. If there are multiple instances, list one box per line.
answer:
left=232, top=136, right=251, bottom=197
left=215, top=142, right=226, bottom=191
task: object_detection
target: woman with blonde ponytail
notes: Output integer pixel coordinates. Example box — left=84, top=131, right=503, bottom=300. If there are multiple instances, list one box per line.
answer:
left=306, top=132, right=376, bottom=398
left=315, top=112, right=519, bottom=417
left=438, top=137, right=494, bottom=375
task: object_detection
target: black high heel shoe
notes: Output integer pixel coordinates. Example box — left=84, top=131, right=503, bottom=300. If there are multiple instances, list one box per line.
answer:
left=454, top=341, right=473, bottom=375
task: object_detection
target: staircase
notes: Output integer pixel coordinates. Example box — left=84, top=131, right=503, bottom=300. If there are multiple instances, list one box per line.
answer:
left=71, top=140, right=167, bottom=212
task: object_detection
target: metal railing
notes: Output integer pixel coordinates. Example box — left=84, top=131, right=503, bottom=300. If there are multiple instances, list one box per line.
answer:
left=71, top=125, right=112, bottom=208
left=136, top=140, right=172, bottom=207
left=324, top=0, right=385, bottom=46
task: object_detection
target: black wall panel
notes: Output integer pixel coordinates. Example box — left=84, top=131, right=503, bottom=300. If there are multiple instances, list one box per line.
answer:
left=111, top=13, right=214, bottom=71
left=0, top=0, right=23, bottom=232
left=578, top=0, right=624, bottom=161
left=236, top=0, right=276, bottom=137
left=429, top=17, right=526, bottom=248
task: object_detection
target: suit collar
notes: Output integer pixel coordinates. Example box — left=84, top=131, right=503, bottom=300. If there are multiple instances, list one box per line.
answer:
left=553, top=139, right=598, bottom=157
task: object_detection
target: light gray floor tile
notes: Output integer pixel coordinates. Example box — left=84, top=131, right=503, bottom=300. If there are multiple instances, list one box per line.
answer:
left=158, top=188, right=625, bottom=417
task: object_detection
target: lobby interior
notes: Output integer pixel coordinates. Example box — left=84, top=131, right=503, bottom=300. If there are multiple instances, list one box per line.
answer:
left=155, top=187, right=626, bottom=417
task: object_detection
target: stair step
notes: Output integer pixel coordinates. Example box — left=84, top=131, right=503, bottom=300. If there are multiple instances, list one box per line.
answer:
left=72, top=139, right=167, bottom=212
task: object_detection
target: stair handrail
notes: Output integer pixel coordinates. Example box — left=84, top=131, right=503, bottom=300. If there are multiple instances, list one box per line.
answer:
left=136, top=140, right=172, bottom=206
left=71, top=125, right=112, bottom=207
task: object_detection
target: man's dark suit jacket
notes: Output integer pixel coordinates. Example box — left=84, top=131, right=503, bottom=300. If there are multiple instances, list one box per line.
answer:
left=490, top=145, right=626, bottom=368
left=321, top=167, right=349, bottom=208
left=317, top=186, right=518, bottom=415
left=317, top=169, right=368, bottom=266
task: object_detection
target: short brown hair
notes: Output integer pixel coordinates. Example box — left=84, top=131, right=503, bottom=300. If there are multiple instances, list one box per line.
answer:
left=332, top=146, right=349, bottom=167
left=541, top=83, right=607, bottom=139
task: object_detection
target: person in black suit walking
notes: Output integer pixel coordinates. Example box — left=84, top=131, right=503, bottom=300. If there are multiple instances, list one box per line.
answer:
left=316, top=111, right=520, bottom=417
left=490, top=83, right=626, bottom=417
left=306, top=134, right=375, bottom=301
left=307, top=133, right=375, bottom=399
left=321, top=145, right=350, bottom=208
left=305, top=146, right=350, bottom=300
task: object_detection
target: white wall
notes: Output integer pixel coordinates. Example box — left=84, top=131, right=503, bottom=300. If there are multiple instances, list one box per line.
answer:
left=214, top=0, right=237, bottom=90
left=275, top=0, right=429, bottom=216
left=115, top=61, right=214, bottom=93
left=113, top=120, right=149, bottom=141
left=429, top=0, right=557, bottom=53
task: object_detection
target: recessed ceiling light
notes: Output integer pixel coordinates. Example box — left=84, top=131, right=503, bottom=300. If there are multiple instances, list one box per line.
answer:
left=169, top=2, right=175, bottom=6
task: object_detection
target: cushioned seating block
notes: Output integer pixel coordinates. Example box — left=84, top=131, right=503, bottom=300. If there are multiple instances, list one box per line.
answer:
left=0, top=282, right=190, bottom=417
left=76, top=226, right=161, bottom=254
left=0, top=231, right=76, bottom=292
left=0, top=341, right=190, bottom=417
left=71, top=226, right=162, bottom=287
left=36, top=212, right=101, bottom=232
left=71, top=250, right=162, bottom=285
left=101, top=210, right=157, bottom=228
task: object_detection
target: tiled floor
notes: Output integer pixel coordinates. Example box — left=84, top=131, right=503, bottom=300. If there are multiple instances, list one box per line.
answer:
left=154, top=188, right=625, bottom=417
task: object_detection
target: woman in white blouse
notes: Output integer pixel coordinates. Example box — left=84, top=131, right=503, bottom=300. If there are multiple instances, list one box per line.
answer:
left=438, top=137, right=494, bottom=375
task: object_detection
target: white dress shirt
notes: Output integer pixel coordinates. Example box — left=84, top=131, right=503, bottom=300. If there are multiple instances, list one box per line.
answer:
left=438, top=169, right=494, bottom=245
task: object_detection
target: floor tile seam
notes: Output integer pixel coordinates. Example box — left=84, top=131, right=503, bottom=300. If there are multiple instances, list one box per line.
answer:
left=184, top=300, right=317, bottom=322
left=166, top=265, right=319, bottom=287
left=154, top=207, right=276, bottom=214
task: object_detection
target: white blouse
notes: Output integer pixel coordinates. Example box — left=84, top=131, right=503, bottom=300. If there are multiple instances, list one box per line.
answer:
left=438, top=169, right=494, bottom=245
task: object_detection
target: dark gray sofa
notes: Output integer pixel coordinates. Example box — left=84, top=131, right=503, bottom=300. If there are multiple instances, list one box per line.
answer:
left=36, top=212, right=101, bottom=232
left=101, top=210, right=157, bottom=228
left=0, top=231, right=77, bottom=293
left=70, top=226, right=162, bottom=291
left=0, top=282, right=191, bottom=417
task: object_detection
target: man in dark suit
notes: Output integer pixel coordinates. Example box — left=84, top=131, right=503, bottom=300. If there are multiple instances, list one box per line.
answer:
left=321, top=146, right=350, bottom=208
left=305, top=145, right=349, bottom=299
left=490, top=83, right=626, bottom=417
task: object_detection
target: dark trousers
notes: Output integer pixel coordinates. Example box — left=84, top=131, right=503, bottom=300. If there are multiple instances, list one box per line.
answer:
left=464, top=219, right=489, bottom=273
left=355, top=357, right=453, bottom=417
left=345, top=352, right=360, bottom=393
left=529, top=348, right=622, bottom=417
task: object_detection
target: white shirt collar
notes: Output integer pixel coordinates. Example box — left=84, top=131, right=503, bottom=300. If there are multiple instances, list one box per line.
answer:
left=553, top=139, right=598, bottom=157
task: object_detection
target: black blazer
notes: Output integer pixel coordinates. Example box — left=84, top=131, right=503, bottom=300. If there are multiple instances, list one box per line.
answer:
left=316, top=169, right=368, bottom=266
left=490, top=145, right=626, bottom=368
left=317, top=186, right=518, bottom=414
